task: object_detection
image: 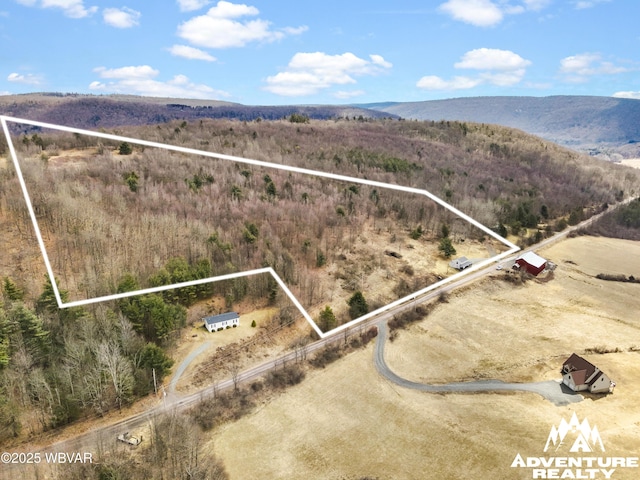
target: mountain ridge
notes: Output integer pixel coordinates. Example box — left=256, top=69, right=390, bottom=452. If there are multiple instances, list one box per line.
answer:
left=0, top=93, right=397, bottom=131
left=359, top=95, right=640, bottom=157
left=2, top=93, right=639, bottom=157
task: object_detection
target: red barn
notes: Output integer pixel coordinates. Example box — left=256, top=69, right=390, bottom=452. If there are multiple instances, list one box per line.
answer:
left=514, top=251, right=547, bottom=276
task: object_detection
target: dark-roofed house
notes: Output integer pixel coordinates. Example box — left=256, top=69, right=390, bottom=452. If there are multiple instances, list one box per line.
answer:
left=204, top=312, right=240, bottom=333
left=514, top=251, right=547, bottom=276
left=561, top=353, right=613, bottom=394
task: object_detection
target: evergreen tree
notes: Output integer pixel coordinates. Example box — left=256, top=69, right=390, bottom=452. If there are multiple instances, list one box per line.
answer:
left=0, top=310, right=11, bottom=368
left=118, top=142, right=132, bottom=155
left=438, top=237, right=457, bottom=258
left=409, top=225, right=423, bottom=240
left=118, top=279, right=186, bottom=344
left=36, top=275, right=64, bottom=314
left=266, top=181, right=277, bottom=198
left=10, top=304, right=50, bottom=365
left=318, top=306, right=336, bottom=331
left=123, top=171, right=139, bottom=192
left=3, top=278, right=23, bottom=302
left=347, top=291, right=368, bottom=320
left=140, top=343, right=174, bottom=379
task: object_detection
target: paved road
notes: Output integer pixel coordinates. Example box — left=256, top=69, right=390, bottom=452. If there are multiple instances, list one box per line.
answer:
left=373, top=321, right=583, bottom=406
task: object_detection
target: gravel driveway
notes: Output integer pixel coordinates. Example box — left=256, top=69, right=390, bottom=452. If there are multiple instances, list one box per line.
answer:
left=374, top=321, right=583, bottom=406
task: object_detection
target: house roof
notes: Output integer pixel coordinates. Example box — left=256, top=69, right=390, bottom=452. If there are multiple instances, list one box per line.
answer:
left=569, top=369, right=587, bottom=387
left=562, top=353, right=597, bottom=382
left=449, top=257, right=472, bottom=268
left=590, top=370, right=605, bottom=386
left=204, top=312, right=239, bottom=325
left=516, top=251, right=547, bottom=268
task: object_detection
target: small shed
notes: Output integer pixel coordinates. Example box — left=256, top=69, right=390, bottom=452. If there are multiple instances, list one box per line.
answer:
left=204, top=312, right=240, bottom=333
left=561, top=353, right=613, bottom=394
left=449, top=256, right=473, bottom=271
left=514, top=251, right=547, bottom=276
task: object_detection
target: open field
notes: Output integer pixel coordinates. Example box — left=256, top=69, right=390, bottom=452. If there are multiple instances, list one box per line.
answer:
left=385, top=236, right=640, bottom=384
left=207, top=236, right=640, bottom=479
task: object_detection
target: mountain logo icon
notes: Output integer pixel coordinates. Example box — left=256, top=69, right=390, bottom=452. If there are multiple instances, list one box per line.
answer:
left=544, top=413, right=605, bottom=453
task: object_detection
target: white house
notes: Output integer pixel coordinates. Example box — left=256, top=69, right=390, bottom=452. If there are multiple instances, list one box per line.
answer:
left=203, top=312, right=240, bottom=333
left=449, top=256, right=473, bottom=271
left=561, top=353, right=613, bottom=394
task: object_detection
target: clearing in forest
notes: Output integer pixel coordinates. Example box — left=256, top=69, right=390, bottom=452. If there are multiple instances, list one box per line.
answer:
left=1, top=116, right=517, bottom=337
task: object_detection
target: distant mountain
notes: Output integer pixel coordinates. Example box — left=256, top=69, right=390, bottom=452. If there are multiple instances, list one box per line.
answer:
left=3, top=93, right=639, bottom=157
left=0, top=93, right=397, bottom=131
left=362, top=96, right=640, bottom=156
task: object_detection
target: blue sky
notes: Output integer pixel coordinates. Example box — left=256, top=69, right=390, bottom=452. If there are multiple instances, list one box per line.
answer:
left=1, top=0, right=639, bottom=104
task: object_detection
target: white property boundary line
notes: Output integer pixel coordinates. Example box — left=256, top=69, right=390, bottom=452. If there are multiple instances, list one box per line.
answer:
left=1, top=115, right=519, bottom=339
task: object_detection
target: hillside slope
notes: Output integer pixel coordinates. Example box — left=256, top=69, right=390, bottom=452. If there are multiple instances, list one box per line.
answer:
left=2, top=117, right=637, bottom=303
left=363, top=96, right=640, bottom=155
left=0, top=93, right=396, bottom=130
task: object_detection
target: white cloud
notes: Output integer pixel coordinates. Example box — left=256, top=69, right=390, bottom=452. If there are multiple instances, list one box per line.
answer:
left=90, top=65, right=228, bottom=99
left=612, top=91, right=640, bottom=100
left=177, top=1, right=306, bottom=49
left=168, top=44, right=217, bottom=62
left=417, top=75, right=482, bottom=90
left=559, top=53, right=600, bottom=75
left=205, top=0, right=258, bottom=17
left=177, top=0, right=211, bottom=12
left=438, top=0, right=503, bottom=27
left=454, top=48, right=531, bottom=71
left=417, top=48, right=531, bottom=90
left=103, top=7, right=140, bottom=28
left=574, top=0, right=611, bottom=9
left=264, top=52, right=392, bottom=97
left=29, top=0, right=98, bottom=18
left=93, top=65, right=159, bottom=79
left=560, top=53, right=629, bottom=82
left=438, top=0, right=552, bottom=27
left=282, top=25, right=309, bottom=35
left=370, top=54, right=393, bottom=69
left=7, top=72, right=42, bottom=85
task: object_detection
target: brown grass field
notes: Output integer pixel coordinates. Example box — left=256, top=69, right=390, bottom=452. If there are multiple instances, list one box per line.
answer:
left=206, top=236, right=640, bottom=479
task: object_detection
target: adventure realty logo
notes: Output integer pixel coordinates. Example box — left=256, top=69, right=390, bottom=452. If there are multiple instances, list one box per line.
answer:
left=511, top=413, right=638, bottom=479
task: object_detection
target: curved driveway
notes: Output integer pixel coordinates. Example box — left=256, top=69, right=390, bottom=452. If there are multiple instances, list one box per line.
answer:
left=373, top=320, right=583, bottom=406
left=168, top=340, right=212, bottom=393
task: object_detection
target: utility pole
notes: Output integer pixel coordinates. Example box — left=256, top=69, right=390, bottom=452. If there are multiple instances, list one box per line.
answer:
left=152, top=368, right=157, bottom=395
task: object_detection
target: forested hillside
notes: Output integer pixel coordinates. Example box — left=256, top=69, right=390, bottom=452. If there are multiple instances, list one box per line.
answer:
left=366, top=95, right=640, bottom=155
left=0, top=116, right=636, bottom=447
left=0, top=93, right=394, bottom=130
